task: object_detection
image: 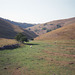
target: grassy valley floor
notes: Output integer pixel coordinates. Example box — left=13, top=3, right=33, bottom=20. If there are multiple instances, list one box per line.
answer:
left=0, top=40, right=75, bottom=75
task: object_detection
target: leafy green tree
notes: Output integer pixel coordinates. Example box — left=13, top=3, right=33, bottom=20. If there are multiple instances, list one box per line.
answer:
left=15, top=33, right=28, bottom=43
left=20, top=36, right=28, bottom=43
left=15, top=33, right=24, bottom=41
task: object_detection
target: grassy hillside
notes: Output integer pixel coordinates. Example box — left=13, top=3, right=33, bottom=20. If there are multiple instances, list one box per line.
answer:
left=35, top=23, right=75, bottom=40
left=0, top=38, right=18, bottom=47
left=27, top=17, right=75, bottom=35
left=0, top=17, right=36, bottom=28
left=0, top=40, right=75, bottom=75
left=0, top=18, right=37, bottom=39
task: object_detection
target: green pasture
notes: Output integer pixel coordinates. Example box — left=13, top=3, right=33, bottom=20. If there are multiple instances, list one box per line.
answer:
left=0, top=40, right=75, bottom=75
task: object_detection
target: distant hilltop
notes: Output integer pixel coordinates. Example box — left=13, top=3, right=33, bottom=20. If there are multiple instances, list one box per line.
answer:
left=0, top=17, right=36, bottom=28
left=35, top=22, right=75, bottom=40
left=26, top=17, right=75, bottom=35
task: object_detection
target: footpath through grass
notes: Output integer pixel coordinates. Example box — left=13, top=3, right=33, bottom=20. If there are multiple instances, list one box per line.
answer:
left=0, top=40, right=75, bottom=75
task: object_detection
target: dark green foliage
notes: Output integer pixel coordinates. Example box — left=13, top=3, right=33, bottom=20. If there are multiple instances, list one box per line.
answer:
left=47, top=29, right=52, bottom=32
left=50, top=24, right=53, bottom=25
left=15, top=33, right=28, bottom=43
left=44, top=23, right=47, bottom=26
left=31, top=38, right=34, bottom=40
left=15, top=33, right=24, bottom=41
left=28, top=28, right=31, bottom=30
left=53, top=28, right=57, bottom=30
left=42, top=27, right=47, bottom=30
left=34, top=29, right=38, bottom=32
left=57, top=24, right=61, bottom=28
left=20, top=36, right=28, bottom=43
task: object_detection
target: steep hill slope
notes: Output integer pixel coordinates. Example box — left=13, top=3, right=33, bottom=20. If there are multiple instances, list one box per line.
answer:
left=0, top=18, right=37, bottom=39
left=27, top=17, right=75, bottom=35
left=35, top=23, right=75, bottom=40
left=0, top=17, right=36, bottom=28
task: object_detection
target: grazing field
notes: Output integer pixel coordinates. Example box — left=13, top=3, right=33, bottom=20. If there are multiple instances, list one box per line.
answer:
left=0, top=40, right=75, bottom=75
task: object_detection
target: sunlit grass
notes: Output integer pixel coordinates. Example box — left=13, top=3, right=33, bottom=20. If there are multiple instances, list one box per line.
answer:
left=0, top=38, right=18, bottom=47
left=0, top=40, right=75, bottom=75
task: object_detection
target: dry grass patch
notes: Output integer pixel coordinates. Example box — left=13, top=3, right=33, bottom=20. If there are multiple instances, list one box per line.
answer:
left=43, top=50, right=75, bottom=58
left=0, top=38, right=18, bottom=47
left=35, top=23, right=75, bottom=40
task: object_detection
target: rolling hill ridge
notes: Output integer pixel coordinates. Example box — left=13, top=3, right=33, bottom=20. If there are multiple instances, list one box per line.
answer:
left=0, top=18, right=37, bottom=39
left=0, top=17, right=36, bottom=28
left=27, top=17, right=75, bottom=35
left=35, top=22, right=75, bottom=40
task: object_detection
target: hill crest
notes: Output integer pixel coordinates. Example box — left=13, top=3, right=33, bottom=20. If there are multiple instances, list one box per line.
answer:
left=27, top=17, right=75, bottom=35
left=35, top=22, right=75, bottom=40
left=0, top=17, right=36, bottom=28
left=0, top=18, right=37, bottom=39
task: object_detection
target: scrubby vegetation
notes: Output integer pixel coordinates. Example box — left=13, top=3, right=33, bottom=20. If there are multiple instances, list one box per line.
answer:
left=50, top=24, right=53, bottom=25
left=57, top=24, right=62, bottom=28
left=28, top=28, right=31, bottom=30
left=34, top=29, right=39, bottom=32
left=46, top=29, right=52, bottom=32
left=42, top=27, right=47, bottom=30
left=26, top=17, right=75, bottom=35
left=44, top=23, right=47, bottom=26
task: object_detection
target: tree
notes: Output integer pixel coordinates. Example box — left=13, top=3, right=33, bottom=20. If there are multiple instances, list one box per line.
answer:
left=20, top=36, right=28, bottom=43
left=15, top=33, right=28, bottom=43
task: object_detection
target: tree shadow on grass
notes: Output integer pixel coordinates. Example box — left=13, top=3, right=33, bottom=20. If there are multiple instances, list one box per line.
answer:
left=0, top=43, right=39, bottom=51
left=0, top=44, right=20, bottom=51
left=25, top=43, right=39, bottom=45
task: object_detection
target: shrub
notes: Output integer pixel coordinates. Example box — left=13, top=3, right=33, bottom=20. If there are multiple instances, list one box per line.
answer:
left=28, top=28, right=31, bottom=30
left=50, top=24, right=53, bottom=25
left=57, top=24, right=61, bottom=28
left=31, top=38, right=34, bottom=40
left=34, top=29, right=38, bottom=32
left=47, top=29, right=52, bottom=32
left=42, top=27, right=47, bottom=30
left=44, top=23, right=47, bottom=26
